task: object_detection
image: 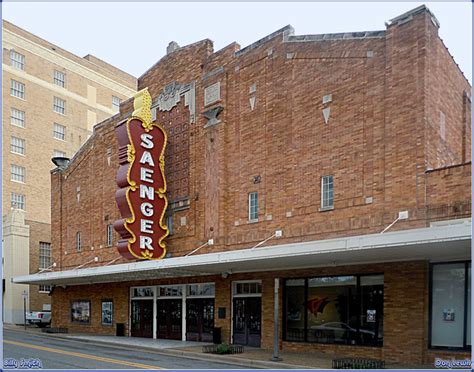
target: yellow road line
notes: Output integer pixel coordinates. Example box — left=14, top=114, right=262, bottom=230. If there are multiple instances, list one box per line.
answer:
left=4, top=339, right=164, bottom=370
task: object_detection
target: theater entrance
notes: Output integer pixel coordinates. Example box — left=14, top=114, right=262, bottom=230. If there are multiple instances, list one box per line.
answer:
left=156, top=299, right=182, bottom=340
left=130, top=299, right=153, bottom=338
left=186, top=298, right=214, bottom=342
left=232, top=281, right=262, bottom=347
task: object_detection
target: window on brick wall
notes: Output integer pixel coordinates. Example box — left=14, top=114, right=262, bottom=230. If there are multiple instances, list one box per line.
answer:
left=53, top=70, right=66, bottom=88
left=284, top=274, right=384, bottom=347
left=11, top=80, right=25, bottom=99
left=106, top=224, right=113, bottom=247
left=10, top=136, right=25, bottom=155
left=76, top=232, right=81, bottom=252
left=321, top=175, right=334, bottom=209
left=11, top=108, right=25, bottom=127
left=53, top=96, right=66, bottom=114
left=39, top=242, right=52, bottom=270
left=430, top=261, right=471, bottom=349
left=10, top=50, right=25, bottom=70
left=39, top=285, right=52, bottom=293
left=11, top=193, right=25, bottom=210
left=11, top=164, right=25, bottom=183
left=248, top=192, right=258, bottom=222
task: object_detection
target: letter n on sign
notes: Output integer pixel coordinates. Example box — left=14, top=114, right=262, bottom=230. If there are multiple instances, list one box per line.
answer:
left=114, top=88, right=169, bottom=260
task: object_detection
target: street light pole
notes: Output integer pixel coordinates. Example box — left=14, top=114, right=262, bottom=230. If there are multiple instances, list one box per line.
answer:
left=22, top=290, right=28, bottom=330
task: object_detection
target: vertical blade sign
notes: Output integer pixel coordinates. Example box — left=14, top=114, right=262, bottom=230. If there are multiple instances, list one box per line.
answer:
left=114, top=88, right=169, bottom=260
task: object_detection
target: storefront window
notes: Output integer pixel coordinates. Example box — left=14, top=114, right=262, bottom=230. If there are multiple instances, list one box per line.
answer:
left=360, top=275, right=384, bottom=347
left=284, top=279, right=305, bottom=341
left=71, top=300, right=91, bottom=324
left=307, top=276, right=357, bottom=345
left=283, top=274, right=384, bottom=347
left=431, top=262, right=470, bottom=349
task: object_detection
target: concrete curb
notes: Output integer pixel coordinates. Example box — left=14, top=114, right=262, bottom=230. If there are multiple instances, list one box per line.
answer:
left=4, top=327, right=316, bottom=369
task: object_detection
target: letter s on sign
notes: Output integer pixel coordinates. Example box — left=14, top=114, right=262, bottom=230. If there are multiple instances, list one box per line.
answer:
left=140, top=133, right=154, bottom=149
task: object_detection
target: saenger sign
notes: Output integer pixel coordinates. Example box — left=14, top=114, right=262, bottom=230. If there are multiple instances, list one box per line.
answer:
left=114, top=88, right=169, bottom=260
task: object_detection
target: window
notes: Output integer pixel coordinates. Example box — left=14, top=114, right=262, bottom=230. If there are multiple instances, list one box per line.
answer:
left=10, top=50, right=25, bottom=70
left=76, top=232, right=81, bottom=252
left=102, top=300, right=113, bottom=326
left=234, top=281, right=262, bottom=296
left=71, top=300, right=91, bottom=324
left=158, top=285, right=182, bottom=297
left=284, top=274, right=384, bottom=347
left=39, top=242, right=52, bottom=270
left=53, top=150, right=66, bottom=158
left=11, top=80, right=25, bottom=99
left=11, top=164, right=25, bottom=183
left=39, top=285, right=52, bottom=293
left=166, top=215, right=173, bottom=235
left=430, top=262, right=471, bottom=349
left=106, top=224, right=113, bottom=247
left=10, top=136, right=25, bottom=155
left=53, top=97, right=66, bottom=114
left=53, top=123, right=66, bottom=140
left=11, top=193, right=25, bottom=210
left=321, top=175, right=334, bottom=209
left=53, top=70, right=66, bottom=87
left=132, top=287, right=154, bottom=298
left=248, top=192, right=258, bottom=222
left=187, top=283, right=215, bottom=297
left=112, top=96, right=121, bottom=111
left=11, top=108, right=25, bottom=127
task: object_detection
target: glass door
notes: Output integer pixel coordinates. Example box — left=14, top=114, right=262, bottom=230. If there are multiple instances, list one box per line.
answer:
left=156, top=299, right=182, bottom=340
left=130, top=300, right=153, bottom=338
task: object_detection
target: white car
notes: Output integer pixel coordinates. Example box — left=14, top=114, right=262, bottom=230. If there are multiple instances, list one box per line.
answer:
left=26, top=311, right=51, bottom=328
left=310, top=322, right=376, bottom=344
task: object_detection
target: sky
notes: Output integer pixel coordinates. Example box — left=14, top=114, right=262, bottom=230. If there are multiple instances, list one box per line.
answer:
left=2, top=2, right=472, bottom=83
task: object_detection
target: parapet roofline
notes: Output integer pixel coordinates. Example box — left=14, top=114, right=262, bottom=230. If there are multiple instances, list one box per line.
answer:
left=388, top=4, right=440, bottom=28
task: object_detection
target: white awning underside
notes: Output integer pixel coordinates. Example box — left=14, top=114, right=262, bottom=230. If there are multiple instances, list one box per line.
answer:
left=13, top=221, right=471, bottom=286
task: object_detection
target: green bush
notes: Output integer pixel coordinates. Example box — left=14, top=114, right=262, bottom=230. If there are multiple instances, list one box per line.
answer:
left=216, top=343, right=231, bottom=354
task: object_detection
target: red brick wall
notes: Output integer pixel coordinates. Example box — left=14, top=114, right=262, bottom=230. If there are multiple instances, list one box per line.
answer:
left=425, top=18, right=472, bottom=169
left=425, top=163, right=471, bottom=221
left=50, top=8, right=470, bottom=271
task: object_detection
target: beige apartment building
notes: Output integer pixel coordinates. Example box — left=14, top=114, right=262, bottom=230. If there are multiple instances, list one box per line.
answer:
left=2, top=20, right=137, bottom=323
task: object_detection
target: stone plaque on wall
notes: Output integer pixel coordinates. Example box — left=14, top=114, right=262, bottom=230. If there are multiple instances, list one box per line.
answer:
left=204, top=82, right=220, bottom=106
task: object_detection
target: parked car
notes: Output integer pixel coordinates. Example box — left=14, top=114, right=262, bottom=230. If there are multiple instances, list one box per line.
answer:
left=26, top=311, right=51, bottom=328
left=310, top=322, right=376, bottom=344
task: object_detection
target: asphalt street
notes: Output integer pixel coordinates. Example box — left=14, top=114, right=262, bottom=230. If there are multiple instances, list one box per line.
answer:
left=3, top=328, right=247, bottom=369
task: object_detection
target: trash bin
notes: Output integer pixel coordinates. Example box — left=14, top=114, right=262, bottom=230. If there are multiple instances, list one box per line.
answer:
left=213, top=327, right=221, bottom=344
left=116, top=323, right=125, bottom=336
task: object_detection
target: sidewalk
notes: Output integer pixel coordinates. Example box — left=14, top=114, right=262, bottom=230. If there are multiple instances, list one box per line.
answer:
left=3, top=325, right=433, bottom=369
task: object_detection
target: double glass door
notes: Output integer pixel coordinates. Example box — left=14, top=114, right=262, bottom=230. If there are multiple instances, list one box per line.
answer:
left=156, top=299, right=182, bottom=340
left=186, top=299, right=214, bottom=342
left=233, top=297, right=261, bottom=347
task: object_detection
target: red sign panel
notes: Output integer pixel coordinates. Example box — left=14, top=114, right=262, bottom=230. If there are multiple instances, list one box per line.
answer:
left=114, top=90, right=169, bottom=260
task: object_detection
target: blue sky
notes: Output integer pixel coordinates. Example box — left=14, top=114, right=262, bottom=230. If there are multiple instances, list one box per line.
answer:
left=3, top=2, right=472, bottom=83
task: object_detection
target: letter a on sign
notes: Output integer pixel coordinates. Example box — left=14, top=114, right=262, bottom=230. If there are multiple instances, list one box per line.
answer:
left=114, top=88, right=169, bottom=260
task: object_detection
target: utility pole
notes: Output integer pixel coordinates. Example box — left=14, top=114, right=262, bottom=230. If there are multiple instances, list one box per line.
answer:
left=271, top=278, right=282, bottom=361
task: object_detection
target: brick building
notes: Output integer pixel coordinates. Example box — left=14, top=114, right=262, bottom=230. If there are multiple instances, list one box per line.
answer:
left=2, top=20, right=137, bottom=323
left=15, top=6, right=471, bottom=365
